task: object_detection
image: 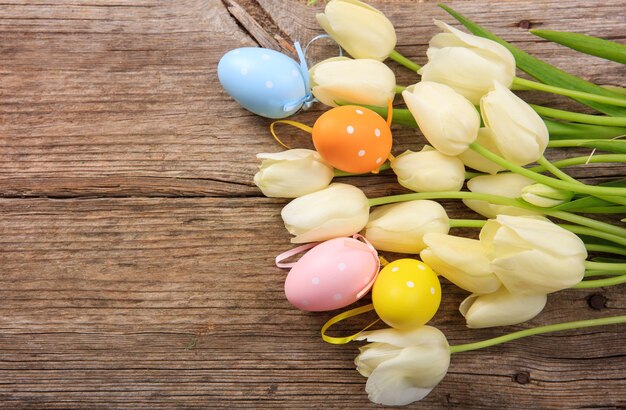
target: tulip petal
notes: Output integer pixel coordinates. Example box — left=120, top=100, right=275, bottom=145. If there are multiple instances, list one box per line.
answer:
left=460, top=288, right=547, bottom=328
left=402, top=82, right=479, bottom=156
left=432, top=20, right=516, bottom=71
left=365, top=349, right=436, bottom=406
left=355, top=342, right=402, bottom=377
left=457, top=128, right=505, bottom=174
left=355, top=325, right=447, bottom=348
left=421, top=233, right=501, bottom=294
left=480, top=81, right=549, bottom=165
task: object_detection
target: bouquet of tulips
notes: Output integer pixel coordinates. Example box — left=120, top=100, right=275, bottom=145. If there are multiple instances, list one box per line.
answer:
left=219, top=0, right=625, bottom=405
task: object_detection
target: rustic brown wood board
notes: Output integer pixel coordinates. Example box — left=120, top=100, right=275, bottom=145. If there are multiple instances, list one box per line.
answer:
left=0, top=0, right=624, bottom=408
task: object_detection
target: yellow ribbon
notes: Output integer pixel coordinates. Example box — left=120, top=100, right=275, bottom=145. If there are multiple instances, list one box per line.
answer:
left=269, top=120, right=313, bottom=149
left=386, top=97, right=393, bottom=127
left=321, top=303, right=379, bottom=345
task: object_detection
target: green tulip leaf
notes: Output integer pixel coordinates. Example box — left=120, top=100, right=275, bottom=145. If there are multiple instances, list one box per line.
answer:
left=438, top=4, right=626, bottom=117
left=553, top=196, right=624, bottom=212
left=531, top=30, right=626, bottom=65
left=545, top=120, right=626, bottom=140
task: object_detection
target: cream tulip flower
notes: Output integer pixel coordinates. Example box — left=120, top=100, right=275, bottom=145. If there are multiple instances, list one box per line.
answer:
left=364, top=200, right=450, bottom=254
left=457, top=128, right=505, bottom=175
left=354, top=326, right=450, bottom=406
left=480, top=215, right=587, bottom=294
left=420, top=233, right=501, bottom=295
left=481, top=81, right=549, bottom=166
left=254, top=149, right=334, bottom=198
left=521, top=183, right=575, bottom=208
left=463, top=173, right=536, bottom=218
left=402, top=82, right=480, bottom=156
left=419, top=20, right=516, bottom=104
left=460, top=287, right=547, bottom=328
left=309, top=57, right=395, bottom=108
left=316, top=0, right=396, bottom=61
left=281, top=183, right=369, bottom=243
left=391, top=146, right=465, bottom=193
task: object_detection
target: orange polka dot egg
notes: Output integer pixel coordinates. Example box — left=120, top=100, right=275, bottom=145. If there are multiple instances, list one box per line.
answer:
left=312, top=105, right=392, bottom=173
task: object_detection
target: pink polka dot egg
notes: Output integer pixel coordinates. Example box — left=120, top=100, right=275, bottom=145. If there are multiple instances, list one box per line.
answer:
left=283, top=236, right=379, bottom=311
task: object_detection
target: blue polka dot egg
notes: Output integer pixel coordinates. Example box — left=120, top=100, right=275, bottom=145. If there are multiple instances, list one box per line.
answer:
left=218, top=46, right=313, bottom=119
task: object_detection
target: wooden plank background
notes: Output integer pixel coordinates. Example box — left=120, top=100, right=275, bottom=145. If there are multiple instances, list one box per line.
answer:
left=0, top=0, right=624, bottom=407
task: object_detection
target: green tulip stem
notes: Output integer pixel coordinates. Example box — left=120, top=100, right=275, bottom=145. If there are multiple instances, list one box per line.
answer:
left=529, top=154, right=626, bottom=172
left=389, top=50, right=422, bottom=72
left=394, top=85, right=407, bottom=94
left=585, top=243, right=626, bottom=257
left=584, top=270, right=625, bottom=277
left=560, top=224, right=626, bottom=247
left=537, top=156, right=578, bottom=183
left=584, top=261, right=626, bottom=272
left=448, top=219, right=486, bottom=228
left=537, top=156, right=626, bottom=206
left=470, top=142, right=626, bottom=197
left=531, top=104, right=626, bottom=127
left=449, top=315, right=626, bottom=354
left=573, top=275, right=626, bottom=288
left=368, top=191, right=626, bottom=242
left=465, top=154, right=626, bottom=179
left=513, top=77, right=626, bottom=107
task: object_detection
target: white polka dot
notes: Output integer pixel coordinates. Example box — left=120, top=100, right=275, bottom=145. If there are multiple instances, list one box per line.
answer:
left=356, top=109, right=364, bottom=115
left=364, top=275, right=372, bottom=284
left=265, top=80, right=274, bottom=89
left=311, top=277, right=320, bottom=285
left=376, top=157, right=382, bottom=164
left=233, top=49, right=241, bottom=55
left=333, top=293, right=343, bottom=301
left=291, top=69, right=299, bottom=77
left=338, top=262, right=347, bottom=271
left=374, top=128, right=381, bottom=137
left=346, top=125, right=354, bottom=134
left=358, top=150, right=366, bottom=157
left=418, top=264, right=426, bottom=270
left=430, top=287, right=436, bottom=295
left=261, top=53, right=270, bottom=60
left=301, top=299, right=310, bottom=306
left=406, top=281, right=415, bottom=288
left=240, top=67, right=248, bottom=75
left=391, top=266, right=399, bottom=272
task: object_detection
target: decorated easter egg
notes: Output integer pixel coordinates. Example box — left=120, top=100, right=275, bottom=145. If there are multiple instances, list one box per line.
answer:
left=372, top=258, right=441, bottom=329
left=218, top=47, right=312, bottom=119
left=284, top=236, right=379, bottom=311
left=312, top=105, right=393, bottom=173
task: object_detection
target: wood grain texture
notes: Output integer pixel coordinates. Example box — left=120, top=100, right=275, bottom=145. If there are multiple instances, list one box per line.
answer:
left=0, top=0, right=625, bottom=408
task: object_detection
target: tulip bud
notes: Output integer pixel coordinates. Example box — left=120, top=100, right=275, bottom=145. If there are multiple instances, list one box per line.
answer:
left=419, top=20, right=516, bottom=104
left=480, top=215, right=587, bottom=294
left=463, top=173, right=536, bottom=218
left=364, top=200, right=449, bottom=254
left=316, top=0, right=396, bottom=61
left=457, top=128, right=505, bottom=175
left=460, top=287, right=547, bottom=328
left=521, top=183, right=575, bottom=208
left=402, top=82, right=480, bottom=156
left=309, top=57, right=396, bottom=108
left=420, top=233, right=501, bottom=294
left=391, top=146, right=465, bottom=193
left=254, top=149, right=334, bottom=198
left=281, top=183, right=369, bottom=243
left=354, top=326, right=450, bottom=406
left=480, top=81, right=549, bottom=166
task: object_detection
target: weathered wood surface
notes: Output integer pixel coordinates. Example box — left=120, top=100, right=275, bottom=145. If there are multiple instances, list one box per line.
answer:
left=0, top=0, right=624, bottom=408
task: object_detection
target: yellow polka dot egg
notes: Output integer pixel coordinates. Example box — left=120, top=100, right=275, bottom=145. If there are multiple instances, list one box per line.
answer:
left=372, top=258, right=441, bottom=329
